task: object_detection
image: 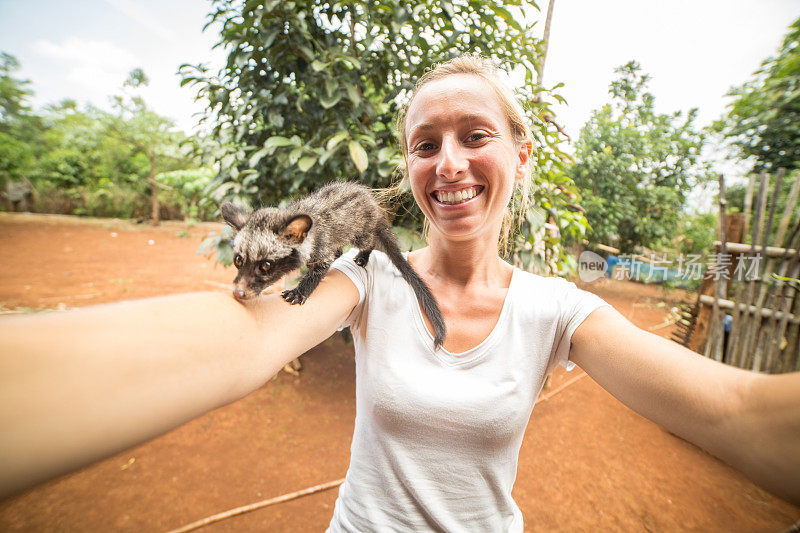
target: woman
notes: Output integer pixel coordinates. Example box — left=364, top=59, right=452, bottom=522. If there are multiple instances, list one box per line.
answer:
left=0, top=55, right=798, bottom=529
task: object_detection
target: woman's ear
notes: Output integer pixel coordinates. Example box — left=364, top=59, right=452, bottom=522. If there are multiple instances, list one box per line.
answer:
left=514, top=139, right=533, bottom=181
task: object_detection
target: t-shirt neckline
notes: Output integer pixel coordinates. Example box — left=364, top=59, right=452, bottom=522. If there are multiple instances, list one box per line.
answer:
left=402, top=253, right=518, bottom=365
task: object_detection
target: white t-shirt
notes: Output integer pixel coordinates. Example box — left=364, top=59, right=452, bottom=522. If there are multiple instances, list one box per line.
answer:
left=328, top=249, right=608, bottom=532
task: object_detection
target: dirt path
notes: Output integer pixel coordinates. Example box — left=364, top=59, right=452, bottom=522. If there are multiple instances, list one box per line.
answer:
left=0, top=213, right=797, bottom=532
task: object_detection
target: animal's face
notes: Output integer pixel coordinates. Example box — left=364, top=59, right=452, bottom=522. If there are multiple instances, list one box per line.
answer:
left=230, top=229, right=302, bottom=299
left=221, top=203, right=310, bottom=300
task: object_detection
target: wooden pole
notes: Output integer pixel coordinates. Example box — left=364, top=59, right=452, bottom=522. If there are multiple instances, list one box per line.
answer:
left=705, top=175, right=727, bottom=361
left=537, top=0, right=556, bottom=86
left=166, top=478, right=346, bottom=533
left=763, top=219, right=800, bottom=371
left=690, top=214, right=742, bottom=354
left=786, top=294, right=800, bottom=372
left=743, top=172, right=756, bottom=243
left=728, top=171, right=768, bottom=368
left=775, top=171, right=800, bottom=248
left=712, top=242, right=798, bottom=258
left=698, top=294, right=800, bottom=322
left=757, top=169, right=800, bottom=371
left=748, top=169, right=785, bottom=371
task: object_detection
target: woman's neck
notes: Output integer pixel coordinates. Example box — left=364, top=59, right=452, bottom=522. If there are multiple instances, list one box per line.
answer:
left=409, top=230, right=512, bottom=289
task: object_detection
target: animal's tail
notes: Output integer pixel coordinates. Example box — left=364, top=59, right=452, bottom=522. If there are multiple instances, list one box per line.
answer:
left=377, top=225, right=447, bottom=348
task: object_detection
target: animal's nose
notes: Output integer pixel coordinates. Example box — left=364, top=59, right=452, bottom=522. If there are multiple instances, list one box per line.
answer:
left=233, top=288, right=247, bottom=300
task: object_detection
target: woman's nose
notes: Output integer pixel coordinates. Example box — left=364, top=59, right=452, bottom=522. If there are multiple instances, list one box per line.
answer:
left=436, top=137, right=468, bottom=180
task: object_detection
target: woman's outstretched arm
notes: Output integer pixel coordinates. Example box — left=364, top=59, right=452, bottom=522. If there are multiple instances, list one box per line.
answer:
left=570, top=306, right=800, bottom=506
left=0, top=269, right=358, bottom=499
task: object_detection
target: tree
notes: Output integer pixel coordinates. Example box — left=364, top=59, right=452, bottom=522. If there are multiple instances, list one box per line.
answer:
left=0, top=52, right=44, bottom=188
left=567, top=61, right=712, bottom=253
left=106, top=69, right=188, bottom=224
left=181, top=0, right=587, bottom=272
left=716, top=17, right=800, bottom=174
left=156, top=168, right=216, bottom=221
left=37, top=100, right=139, bottom=190
left=0, top=52, right=33, bottom=129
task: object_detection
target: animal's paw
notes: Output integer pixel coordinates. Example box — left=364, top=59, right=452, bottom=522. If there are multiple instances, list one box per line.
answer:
left=281, top=289, right=307, bottom=305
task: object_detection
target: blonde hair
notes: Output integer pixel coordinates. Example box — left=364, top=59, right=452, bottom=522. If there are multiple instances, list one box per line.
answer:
left=389, top=54, right=534, bottom=253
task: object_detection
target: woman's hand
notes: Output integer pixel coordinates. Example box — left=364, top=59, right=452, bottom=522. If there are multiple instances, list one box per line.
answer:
left=0, top=269, right=358, bottom=499
left=570, top=306, right=800, bottom=505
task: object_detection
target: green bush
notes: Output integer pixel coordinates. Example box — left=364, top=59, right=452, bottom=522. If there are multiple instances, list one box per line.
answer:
left=156, top=168, right=217, bottom=221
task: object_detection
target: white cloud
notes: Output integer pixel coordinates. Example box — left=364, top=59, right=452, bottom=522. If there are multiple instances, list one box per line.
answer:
left=33, top=37, right=136, bottom=69
left=32, top=37, right=138, bottom=100
left=102, top=0, right=177, bottom=44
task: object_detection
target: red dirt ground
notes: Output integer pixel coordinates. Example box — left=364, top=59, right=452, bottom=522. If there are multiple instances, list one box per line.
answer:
left=0, top=212, right=797, bottom=532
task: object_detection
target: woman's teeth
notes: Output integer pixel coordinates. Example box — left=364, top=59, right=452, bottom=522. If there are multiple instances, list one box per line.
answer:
left=434, top=187, right=480, bottom=205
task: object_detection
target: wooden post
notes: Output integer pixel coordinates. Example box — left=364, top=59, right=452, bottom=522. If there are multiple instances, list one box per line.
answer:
left=705, top=175, right=727, bottom=361
left=757, top=170, right=800, bottom=371
left=743, top=172, right=755, bottom=243
left=786, top=294, right=800, bottom=372
left=729, top=171, right=769, bottom=368
left=537, top=0, right=556, bottom=86
left=690, top=213, right=743, bottom=354
left=763, top=219, right=800, bottom=372
left=748, top=169, right=785, bottom=371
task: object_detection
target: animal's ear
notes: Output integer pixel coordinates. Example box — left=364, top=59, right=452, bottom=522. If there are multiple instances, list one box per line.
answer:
left=281, top=215, right=312, bottom=244
left=221, top=202, right=250, bottom=231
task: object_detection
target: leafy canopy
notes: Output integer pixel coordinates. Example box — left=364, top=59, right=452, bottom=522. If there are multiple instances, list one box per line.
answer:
left=0, top=52, right=45, bottom=187
left=716, top=17, right=800, bottom=174
left=0, top=52, right=33, bottom=128
left=0, top=55, right=206, bottom=220
left=182, top=0, right=588, bottom=272
left=567, top=61, right=712, bottom=253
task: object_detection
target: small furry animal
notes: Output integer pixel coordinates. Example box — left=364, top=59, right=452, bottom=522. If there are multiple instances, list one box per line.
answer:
left=221, top=182, right=447, bottom=348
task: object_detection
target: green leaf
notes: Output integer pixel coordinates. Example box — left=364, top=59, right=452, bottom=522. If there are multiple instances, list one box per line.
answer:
left=267, top=111, right=284, bottom=128
left=326, top=131, right=349, bottom=151
left=249, top=147, right=268, bottom=167
left=297, top=45, right=314, bottom=61
left=324, top=78, right=338, bottom=96
left=319, top=93, right=342, bottom=109
left=344, top=83, right=360, bottom=104
left=264, top=136, right=298, bottom=152
left=297, top=156, right=316, bottom=171
left=348, top=141, right=368, bottom=172
left=490, top=5, right=522, bottom=32
left=262, top=29, right=279, bottom=49
left=288, top=147, right=304, bottom=165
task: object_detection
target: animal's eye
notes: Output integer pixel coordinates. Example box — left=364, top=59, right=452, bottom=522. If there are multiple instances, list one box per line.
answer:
left=234, top=254, right=244, bottom=268
left=259, top=261, right=272, bottom=274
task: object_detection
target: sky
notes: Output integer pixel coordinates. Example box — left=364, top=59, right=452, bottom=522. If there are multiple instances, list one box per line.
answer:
left=543, top=0, right=798, bottom=140
left=0, top=0, right=798, bottom=194
left=0, top=0, right=226, bottom=132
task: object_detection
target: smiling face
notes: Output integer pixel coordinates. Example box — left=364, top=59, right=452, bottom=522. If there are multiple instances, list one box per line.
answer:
left=403, top=74, right=531, bottom=246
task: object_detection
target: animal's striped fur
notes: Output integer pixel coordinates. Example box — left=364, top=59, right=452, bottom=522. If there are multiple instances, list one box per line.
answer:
left=221, top=182, right=447, bottom=348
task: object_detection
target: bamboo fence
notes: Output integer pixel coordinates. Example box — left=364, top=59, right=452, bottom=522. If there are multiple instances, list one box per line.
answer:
left=683, top=169, right=800, bottom=373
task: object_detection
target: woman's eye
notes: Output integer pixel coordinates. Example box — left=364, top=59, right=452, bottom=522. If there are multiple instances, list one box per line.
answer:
left=234, top=254, right=243, bottom=268
left=413, top=142, right=436, bottom=153
left=259, top=261, right=272, bottom=274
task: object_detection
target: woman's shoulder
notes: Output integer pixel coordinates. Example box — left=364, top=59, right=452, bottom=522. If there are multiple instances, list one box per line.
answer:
left=330, top=248, right=400, bottom=296
left=511, top=267, right=579, bottom=294
left=334, top=248, right=398, bottom=275
left=510, top=268, right=607, bottom=318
